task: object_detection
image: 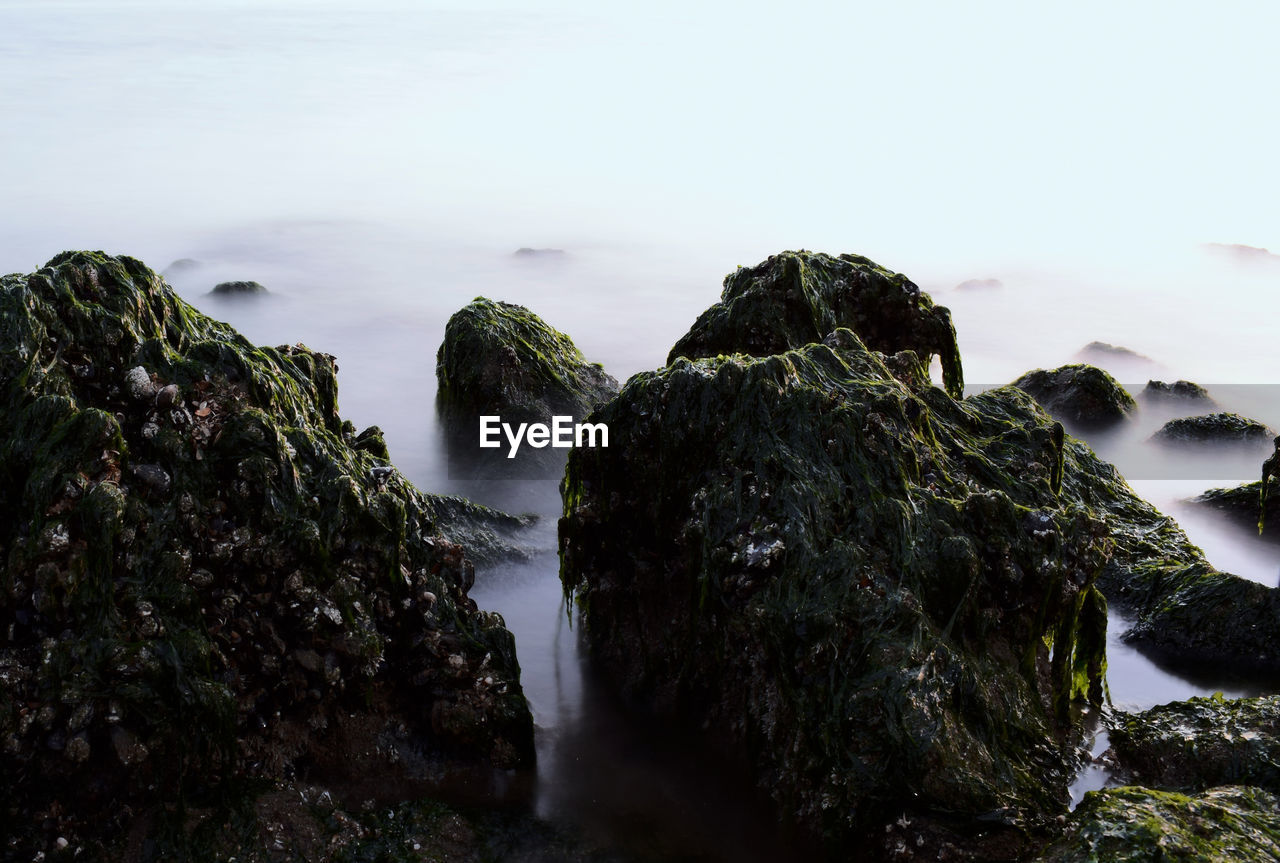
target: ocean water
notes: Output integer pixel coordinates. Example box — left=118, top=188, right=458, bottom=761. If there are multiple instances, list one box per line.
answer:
left=4, top=1, right=1280, bottom=855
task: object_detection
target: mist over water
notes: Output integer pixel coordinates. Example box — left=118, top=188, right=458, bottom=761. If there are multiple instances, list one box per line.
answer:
left=5, top=0, right=1280, bottom=854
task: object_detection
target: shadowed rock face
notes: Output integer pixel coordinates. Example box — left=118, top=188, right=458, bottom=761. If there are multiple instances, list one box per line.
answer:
left=561, top=326, right=1107, bottom=855
left=435, top=297, right=618, bottom=434
left=666, top=250, right=964, bottom=398
left=1151, top=412, right=1274, bottom=446
left=1142, top=379, right=1213, bottom=404
left=1013, top=364, right=1137, bottom=431
left=0, top=252, right=534, bottom=852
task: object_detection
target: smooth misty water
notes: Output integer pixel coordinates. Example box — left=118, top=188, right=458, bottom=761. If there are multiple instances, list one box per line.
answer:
left=5, top=1, right=1280, bottom=855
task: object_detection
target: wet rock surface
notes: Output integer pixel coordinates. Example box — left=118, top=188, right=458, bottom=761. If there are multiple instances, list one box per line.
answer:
left=1141, top=379, right=1214, bottom=404
left=1150, top=412, right=1273, bottom=446
left=209, top=279, right=268, bottom=295
left=0, top=252, right=535, bottom=856
left=1012, top=364, right=1137, bottom=432
left=1192, top=481, right=1280, bottom=542
left=666, top=250, right=964, bottom=398
left=1037, top=786, right=1280, bottom=862
left=562, top=319, right=1108, bottom=856
left=435, top=297, right=618, bottom=476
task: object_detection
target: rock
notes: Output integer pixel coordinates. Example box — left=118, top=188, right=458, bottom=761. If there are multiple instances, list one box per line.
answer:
left=1037, top=786, right=1280, bottom=862
left=512, top=247, right=567, bottom=258
left=666, top=250, right=964, bottom=398
left=1141, top=379, right=1214, bottom=404
left=1204, top=242, right=1280, bottom=265
left=123, top=365, right=156, bottom=401
left=160, top=258, right=201, bottom=277
left=1191, top=481, right=1280, bottom=542
left=1012, top=364, right=1137, bottom=431
left=1150, top=412, right=1273, bottom=446
left=435, top=297, right=618, bottom=476
left=954, top=277, right=1002, bottom=291
left=560, top=326, right=1107, bottom=853
left=1110, top=695, right=1280, bottom=793
left=209, top=279, right=268, bottom=295
left=0, top=252, right=535, bottom=851
left=1075, top=341, right=1154, bottom=365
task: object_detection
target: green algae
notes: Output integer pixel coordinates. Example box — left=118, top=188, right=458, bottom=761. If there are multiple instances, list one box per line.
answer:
left=666, top=250, right=965, bottom=398
left=0, top=252, right=535, bottom=853
left=1036, top=786, right=1280, bottom=863
left=435, top=296, right=618, bottom=431
left=560, top=329, right=1106, bottom=852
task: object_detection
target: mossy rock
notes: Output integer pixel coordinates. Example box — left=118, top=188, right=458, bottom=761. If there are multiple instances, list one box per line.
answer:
left=560, top=328, right=1107, bottom=854
left=1150, top=412, right=1273, bottom=446
left=435, top=298, right=618, bottom=476
left=0, top=252, right=535, bottom=851
left=1142, top=379, right=1214, bottom=404
left=1012, top=364, right=1137, bottom=432
left=1110, top=695, right=1280, bottom=793
left=665, top=250, right=964, bottom=398
left=1192, top=481, right=1280, bottom=543
left=1036, top=786, right=1280, bottom=862
left=210, top=280, right=268, bottom=295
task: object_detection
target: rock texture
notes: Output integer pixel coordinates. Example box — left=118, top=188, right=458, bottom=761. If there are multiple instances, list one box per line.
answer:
left=0, top=252, right=535, bottom=856
left=1151, top=412, right=1273, bottom=446
left=210, top=279, right=268, bottom=295
left=666, top=251, right=964, bottom=398
left=1013, top=364, right=1137, bottom=431
left=1142, top=379, right=1214, bottom=404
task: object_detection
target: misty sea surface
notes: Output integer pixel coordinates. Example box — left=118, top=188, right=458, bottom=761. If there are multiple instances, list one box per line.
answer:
left=5, top=1, right=1280, bottom=856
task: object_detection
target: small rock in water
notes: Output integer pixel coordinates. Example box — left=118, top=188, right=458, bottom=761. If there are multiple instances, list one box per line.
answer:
left=1142, top=379, right=1214, bottom=404
left=209, top=279, right=268, bottom=295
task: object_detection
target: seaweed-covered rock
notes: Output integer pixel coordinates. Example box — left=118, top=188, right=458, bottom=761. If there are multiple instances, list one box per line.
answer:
left=1110, top=695, right=1280, bottom=793
left=1192, top=481, right=1280, bottom=542
left=1142, top=379, right=1214, bottom=404
left=1036, top=786, right=1280, bottom=863
left=210, top=279, right=268, bottom=295
left=0, top=252, right=535, bottom=854
left=1150, top=412, right=1273, bottom=446
left=435, top=297, right=617, bottom=476
left=1013, top=364, right=1137, bottom=431
left=666, top=250, right=964, bottom=398
left=560, top=328, right=1107, bottom=853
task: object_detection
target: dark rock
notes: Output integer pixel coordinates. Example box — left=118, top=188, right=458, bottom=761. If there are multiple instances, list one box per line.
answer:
left=436, top=297, right=618, bottom=476
left=955, top=277, right=1003, bottom=291
left=1141, top=379, right=1214, bottom=404
left=0, top=252, right=535, bottom=851
left=210, top=279, right=268, bottom=295
left=1110, top=695, right=1280, bottom=793
left=666, top=250, right=964, bottom=398
left=561, top=327, right=1107, bottom=853
left=1012, top=364, right=1137, bottom=431
left=1191, top=481, right=1280, bottom=542
left=1037, top=786, right=1280, bottom=862
left=1150, top=412, right=1273, bottom=446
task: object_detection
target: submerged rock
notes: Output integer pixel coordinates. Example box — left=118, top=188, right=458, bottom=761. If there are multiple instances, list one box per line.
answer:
left=1110, top=695, right=1280, bottom=793
left=561, top=326, right=1107, bottom=853
left=1150, top=412, right=1273, bottom=446
left=0, top=252, right=535, bottom=853
left=954, top=277, right=1003, bottom=291
left=435, top=297, right=618, bottom=476
left=666, top=250, right=964, bottom=398
left=1038, top=786, right=1280, bottom=863
left=1075, top=341, right=1154, bottom=365
left=210, top=279, right=269, bottom=295
left=1013, top=364, right=1137, bottom=431
left=1142, top=379, right=1214, bottom=404
left=1191, top=481, right=1280, bottom=542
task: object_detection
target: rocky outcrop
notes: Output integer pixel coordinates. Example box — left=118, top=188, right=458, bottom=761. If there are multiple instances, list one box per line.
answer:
left=1142, top=379, right=1213, bottom=404
left=1075, top=341, right=1154, bottom=366
left=435, top=298, right=618, bottom=477
left=210, top=279, right=268, bottom=295
left=1013, top=364, right=1137, bottom=431
left=561, top=324, right=1107, bottom=855
left=1151, top=412, right=1273, bottom=446
left=1110, top=695, right=1280, bottom=793
left=1037, top=786, right=1280, bottom=862
left=0, top=252, right=535, bottom=855
left=666, top=250, right=964, bottom=398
